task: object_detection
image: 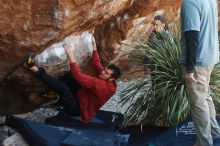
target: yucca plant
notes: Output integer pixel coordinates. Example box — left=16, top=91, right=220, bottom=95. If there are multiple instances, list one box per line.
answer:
left=119, top=28, right=220, bottom=127
left=210, top=62, right=220, bottom=113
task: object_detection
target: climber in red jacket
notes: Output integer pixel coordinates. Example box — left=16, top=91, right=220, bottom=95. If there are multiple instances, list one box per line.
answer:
left=24, top=37, right=121, bottom=123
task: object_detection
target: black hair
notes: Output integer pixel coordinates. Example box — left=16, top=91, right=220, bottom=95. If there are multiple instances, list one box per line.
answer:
left=154, top=15, right=165, bottom=23
left=107, top=64, right=121, bottom=80
left=154, top=15, right=168, bottom=30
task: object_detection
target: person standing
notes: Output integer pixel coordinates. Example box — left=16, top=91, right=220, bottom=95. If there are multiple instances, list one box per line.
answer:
left=180, top=0, right=220, bottom=146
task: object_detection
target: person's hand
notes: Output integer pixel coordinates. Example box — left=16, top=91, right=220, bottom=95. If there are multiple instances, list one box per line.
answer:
left=184, top=72, right=197, bottom=83
left=91, top=36, right=97, bottom=51
left=63, top=43, right=76, bottom=63
left=63, top=43, right=72, bottom=55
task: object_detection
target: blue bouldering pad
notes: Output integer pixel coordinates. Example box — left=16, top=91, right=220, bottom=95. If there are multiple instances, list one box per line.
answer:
left=45, top=110, right=124, bottom=131
left=145, top=117, right=220, bottom=146
left=5, top=116, right=124, bottom=146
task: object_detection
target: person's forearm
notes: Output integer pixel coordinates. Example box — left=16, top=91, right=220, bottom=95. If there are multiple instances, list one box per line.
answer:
left=63, top=43, right=76, bottom=63
left=92, top=35, right=97, bottom=51
left=185, top=31, right=199, bottom=73
left=67, top=54, right=76, bottom=63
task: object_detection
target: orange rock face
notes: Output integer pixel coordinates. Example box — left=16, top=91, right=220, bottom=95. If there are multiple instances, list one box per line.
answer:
left=0, top=0, right=184, bottom=113
left=0, top=0, right=135, bottom=81
left=95, top=0, right=182, bottom=78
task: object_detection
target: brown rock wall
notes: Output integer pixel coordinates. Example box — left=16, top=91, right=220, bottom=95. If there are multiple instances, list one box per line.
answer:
left=0, top=0, right=134, bottom=82
left=0, top=0, right=185, bottom=113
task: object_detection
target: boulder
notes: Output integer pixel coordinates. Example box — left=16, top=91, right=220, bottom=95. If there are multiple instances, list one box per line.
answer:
left=0, top=0, right=182, bottom=113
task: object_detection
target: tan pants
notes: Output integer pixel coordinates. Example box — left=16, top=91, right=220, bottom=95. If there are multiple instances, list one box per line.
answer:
left=185, top=66, right=220, bottom=146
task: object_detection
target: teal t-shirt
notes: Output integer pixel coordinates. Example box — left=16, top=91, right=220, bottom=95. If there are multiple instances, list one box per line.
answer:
left=180, top=0, right=219, bottom=66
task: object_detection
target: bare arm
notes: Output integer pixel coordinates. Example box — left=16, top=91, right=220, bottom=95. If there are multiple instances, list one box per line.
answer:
left=63, top=44, right=76, bottom=63
left=91, top=36, right=104, bottom=73
left=92, top=35, right=97, bottom=51
left=63, top=43, right=97, bottom=89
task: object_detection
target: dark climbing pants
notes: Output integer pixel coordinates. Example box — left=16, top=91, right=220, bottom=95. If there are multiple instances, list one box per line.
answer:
left=35, top=68, right=81, bottom=116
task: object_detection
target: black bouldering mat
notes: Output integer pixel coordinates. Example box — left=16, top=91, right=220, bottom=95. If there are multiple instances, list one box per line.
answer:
left=45, top=110, right=124, bottom=131
left=144, top=117, right=220, bottom=146
left=5, top=115, right=124, bottom=146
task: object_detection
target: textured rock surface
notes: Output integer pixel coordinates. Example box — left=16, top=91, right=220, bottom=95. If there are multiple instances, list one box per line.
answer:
left=0, top=0, right=183, bottom=113
left=94, top=0, right=181, bottom=79
left=0, top=0, right=134, bottom=82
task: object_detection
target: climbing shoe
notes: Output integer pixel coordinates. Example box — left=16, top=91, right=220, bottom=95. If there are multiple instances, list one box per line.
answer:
left=24, top=53, right=35, bottom=68
left=39, top=90, right=58, bottom=99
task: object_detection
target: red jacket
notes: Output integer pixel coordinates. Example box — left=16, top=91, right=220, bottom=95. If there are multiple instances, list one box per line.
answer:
left=70, top=51, right=117, bottom=123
